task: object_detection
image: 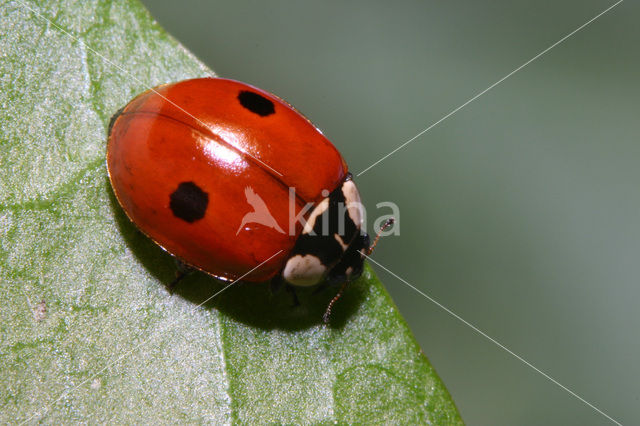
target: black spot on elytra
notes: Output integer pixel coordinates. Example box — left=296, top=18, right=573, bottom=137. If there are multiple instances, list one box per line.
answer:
left=238, top=90, right=275, bottom=116
left=169, top=182, right=209, bottom=223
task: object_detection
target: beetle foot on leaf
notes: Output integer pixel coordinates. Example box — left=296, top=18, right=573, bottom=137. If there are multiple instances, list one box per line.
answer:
left=269, top=273, right=284, bottom=295
left=168, top=258, right=194, bottom=293
left=285, top=284, right=300, bottom=307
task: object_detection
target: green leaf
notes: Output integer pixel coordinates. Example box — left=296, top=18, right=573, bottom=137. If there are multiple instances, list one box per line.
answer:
left=0, top=0, right=462, bottom=423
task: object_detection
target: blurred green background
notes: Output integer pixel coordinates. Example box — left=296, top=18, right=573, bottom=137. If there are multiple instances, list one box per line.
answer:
left=140, top=1, right=638, bottom=424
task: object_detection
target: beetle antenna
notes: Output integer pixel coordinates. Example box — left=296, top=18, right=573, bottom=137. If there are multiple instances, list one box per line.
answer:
left=323, top=218, right=395, bottom=324
left=366, top=217, right=395, bottom=255
left=323, top=279, right=349, bottom=324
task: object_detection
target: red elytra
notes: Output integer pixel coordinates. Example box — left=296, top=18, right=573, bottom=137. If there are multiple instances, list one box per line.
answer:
left=106, top=78, right=349, bottom=283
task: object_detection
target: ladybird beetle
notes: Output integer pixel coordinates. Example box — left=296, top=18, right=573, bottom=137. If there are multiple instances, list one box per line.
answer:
left=107, top=78, right=385, bottom=320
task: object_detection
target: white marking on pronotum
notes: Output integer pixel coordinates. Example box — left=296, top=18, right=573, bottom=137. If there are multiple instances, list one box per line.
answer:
left=283, top=254, right=326, bottom=287
left=302, top=198, right=329, bottom=235
left=334, top=234, right=348, bottom=251
left=341, top=180, right=363, bottom=227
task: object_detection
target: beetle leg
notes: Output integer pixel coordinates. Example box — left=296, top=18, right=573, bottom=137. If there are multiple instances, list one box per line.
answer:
left=285, top=284, right=301, bottom=307
left=168, top=258, right=193, bottom=293
left=107, top=105, right=125, bottom=137
left=270, top=273, right=284, bottom=294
